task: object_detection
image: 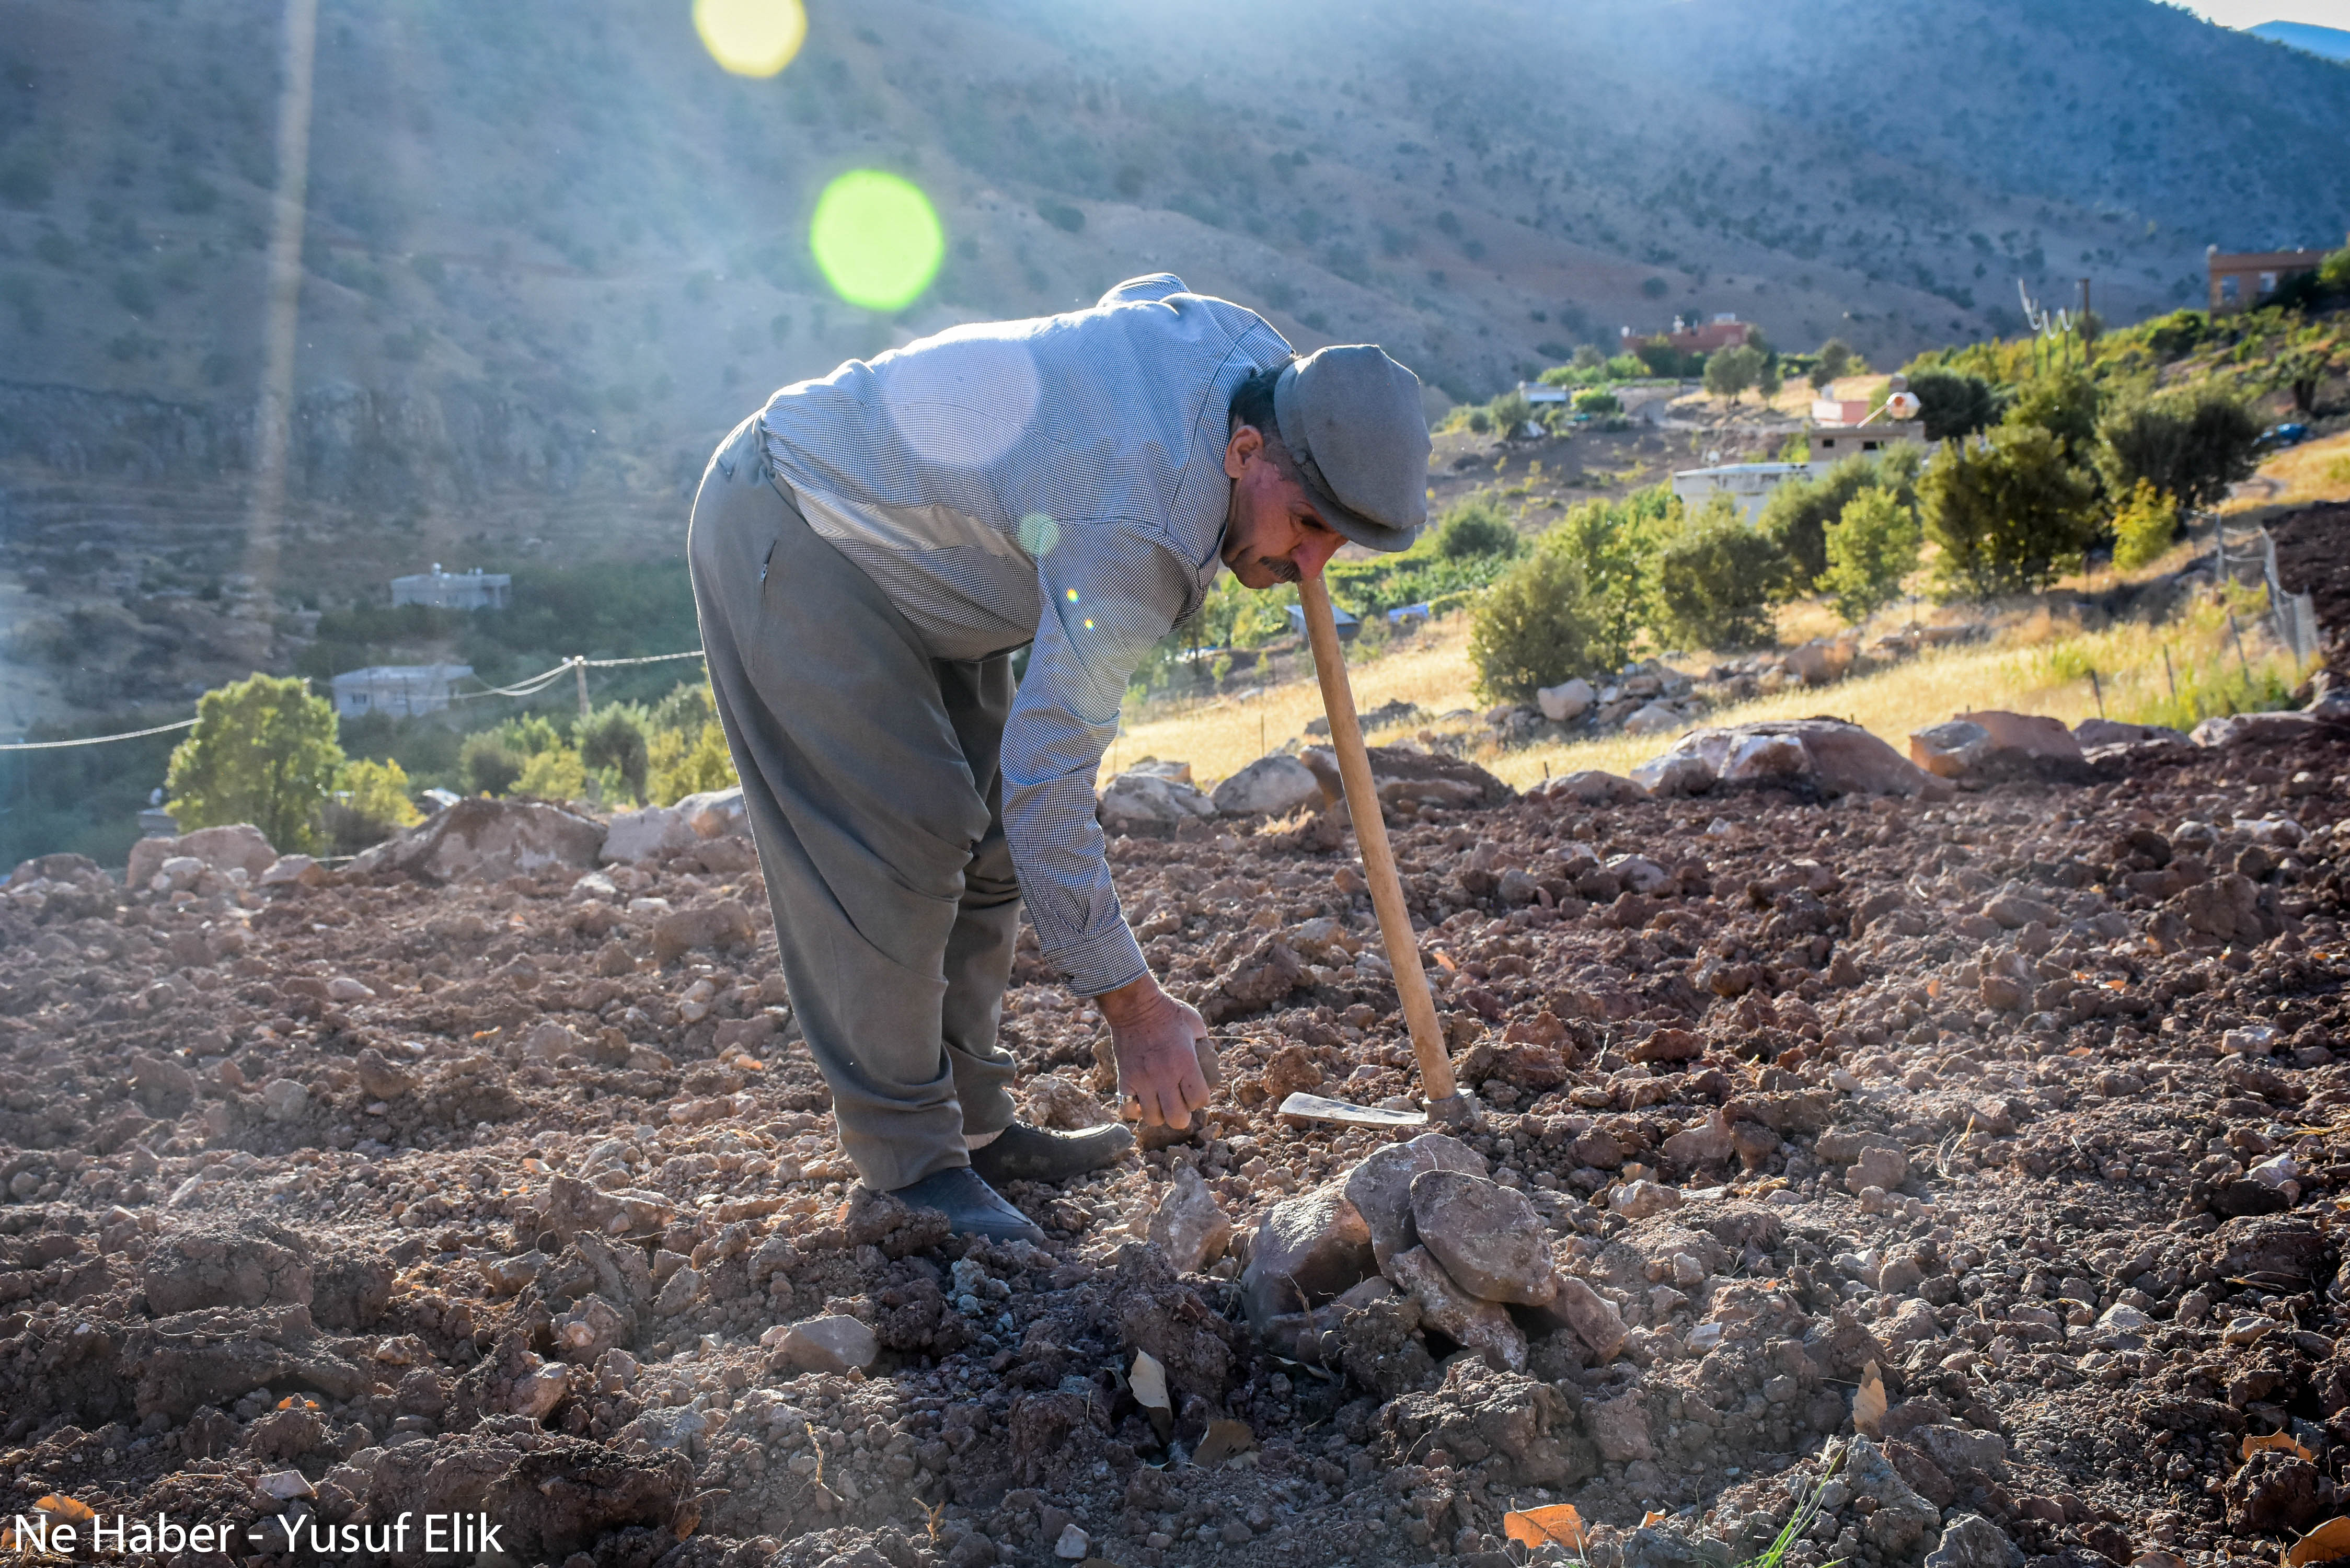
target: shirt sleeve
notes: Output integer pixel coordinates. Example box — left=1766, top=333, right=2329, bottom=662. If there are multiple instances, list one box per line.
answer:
left=999, top=524, right=1196, bottom=995
left=1098, top=273, right=1188, bottom=307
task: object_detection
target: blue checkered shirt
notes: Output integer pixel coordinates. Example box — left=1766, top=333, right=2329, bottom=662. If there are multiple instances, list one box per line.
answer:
left=758, top=275, right=1293, bottom=995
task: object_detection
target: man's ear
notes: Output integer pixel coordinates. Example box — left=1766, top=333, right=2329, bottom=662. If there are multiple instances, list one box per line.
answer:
left=1223, top=423, right=1264, bottom=481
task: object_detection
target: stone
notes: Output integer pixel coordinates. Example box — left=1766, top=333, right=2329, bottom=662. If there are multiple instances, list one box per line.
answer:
left=1145, top=1166, right=1232, bottom=1273
left=1537, top=678, right=1596, bottom=722
left=1980, top=892, right=2059, bottom=929
left=1023, top=1071, right=1112, bottom=1129
left=675, top=787, right=750, bottom=838
left=261, top=1078, right=310, bottom=1123
left=1098, top=772, right=1218, bottom=837
left=350, top=798, right=606, bottom=884
left=774, top=1314, right=879, bottom=1374
left=511, top=1358, right=572, bottom=1420
left=1909, top=1423, right=2007, bottom=1480
left=1382, top=1246, right=1528, bottom=1372
left=1660, top=1109, right=1734, bottom=1168
left=1607, top=854, right=1671, bottom=894
left=1055, top=1524, right=1090, bottom=1560
left=1298, top=744, right=1514, bottom=812
left=542, top=1172, right=676, bottom=1241
left=1923, top=1515, right=2024, bottom=1568
left=1846, top=1435, right=1941, bottom=1556
left=1240, top=1187, right=1376, bottom=1330
left=257, top=854, right=328, bottom=887
left=2073, top=718, right=2188, bottom=748
left=2192, top=711, right=2329, bottom=747
left=1635, top=719, right=1932, bottom=800
left=1584, top=1389, right=1653, bottom=1462
left=1342, top=1133, right=1488, bottom=1269
left=1910, top=720, right=1991, bottom=780
left=1845, top=1144, right=1909, bottom=1195
left=1611, top=1180, right=1681, bottom=1219
left=128, top=823, right=278, bottom=890
left=601, top=805, right=698, bottom=865
left=1518, top=1273, right=1627, bottom=1362
left=1960, top=710, right=2084, bottom=764
left=1209, top=755, right=1324, bottom=817
left=1784, top=636, right=1859, bottom=686
left=1409, top=1170, right=1557, bottom=1305
left=650, top=898, right=756, bottom=963
left=1537, top=769, right=1646, bottom=805
left=653, top=1265, right=702, bottom=1316
left=1126, top=756, right=1194, bottom=784
left=1631, top=753, right=1717, bottom=797
left=1621, top=701, right=1684, bottom=736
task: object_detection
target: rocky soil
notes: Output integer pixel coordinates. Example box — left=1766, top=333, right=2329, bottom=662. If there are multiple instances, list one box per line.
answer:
left=2, top=719, right=2349, bottom=1568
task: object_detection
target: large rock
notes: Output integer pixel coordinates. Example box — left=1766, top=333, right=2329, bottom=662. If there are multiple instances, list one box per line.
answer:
left=1382, top=1246, right=1528, bottom=1371
left=1239, top=1187, right=1375, bottom=1330
left=1519, top=1273, right=1628, bottom=1362
left=2074, top=717, right=2188, bottom=749
left=1144, top=1166, right=1232, bottom=1273
left=1209, top=755, right=1324, bottom=817
left=1537, top=678, right=1596, bottom=722
left=600, top=805, right=698, bottom=865
left=1909, top=720, right=1990, bottom=779
left=1633, top=720, right=1933, bottom=799
left=1098, top=772, right=1217, bottom=837
left=1298, top=744, right=1514, bottom=812
left=1915, top=710, right=2089, bottom=782
left=128, top=823, right=277, bottom=890
left=1342, top=1132, right=1488, bottom=1269
left=351, top=798, right=605, bottom=883
left=676, top=786, right=750, bottom=838
left=1620, top=701, right=1685, bottom=736
left=772, top=1314, right=878, bottom=1374
left=1410, top=1171, right=1557, bottom=1305
left=2194, top=709, right=2337, bottom=747
left=1531, top=769, right=1647, bottom=805
left=1924, top=1516, right=2023, bottom=1568
left=1846, top=1435, right=1943, bottom=1555
left=1784, top=635, right=1859, bottom=686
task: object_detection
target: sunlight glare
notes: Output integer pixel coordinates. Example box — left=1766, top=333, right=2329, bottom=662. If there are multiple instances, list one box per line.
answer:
left=809, top=170, right=945, bottom=312
left=693, top=0, right=807, bottom=78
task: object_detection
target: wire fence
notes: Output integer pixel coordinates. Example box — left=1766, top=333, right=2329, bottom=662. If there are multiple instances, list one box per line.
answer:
left=2214, top=518, right=2325, bottom=669
left=0, top=649, right=708, bottom=752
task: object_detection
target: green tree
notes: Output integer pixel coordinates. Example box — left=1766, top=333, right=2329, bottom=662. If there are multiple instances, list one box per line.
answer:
left=577, top=702, right=651, bottom=803
left=2003, top=368, right=2100, bottom=465
left=164, top=673, right=343, bottom=854
left=1811, top=338, right=1853, bottom=390
left=2094, top=389, right=2261, bottom=513
left=1821, top=487, right=1922, bottom=625
left=2109, top=480, right=2181, bottom=572
left=1922, top=425, right=2099, bottom=597
left=518, top=745, right=587, bottom=801
left=1433, top=495, right=1520, bottom=560
left=1906, top=370, right=2004, bottom=442
left=1757, top=447, right=1921, bottom=588
left=1704, top=344, right=1762, bottom=401
left=460, top=731, right=523, bottom=796
left=323, top=757, right=422, bottom=854
left=1572, top=344, right=1606, bottom=371
left=1572, top=388, right=1620, bottom=415
left=1489, top=388, right=1533, bottom=437
left=1468, top=545, right=1609, bottom=701
left=1651, top=495, right=1790, bottom=649
left=1551, top=488, right=1666, bottom=670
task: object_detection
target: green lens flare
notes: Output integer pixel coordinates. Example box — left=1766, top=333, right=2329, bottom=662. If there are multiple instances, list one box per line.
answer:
left=809, top=171, right=944, bottom=313
left=693, top=0, right=807, bottom=78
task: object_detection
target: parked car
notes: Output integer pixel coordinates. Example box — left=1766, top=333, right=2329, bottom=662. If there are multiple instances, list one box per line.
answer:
left=2257, top=422, right=2310, bottom=450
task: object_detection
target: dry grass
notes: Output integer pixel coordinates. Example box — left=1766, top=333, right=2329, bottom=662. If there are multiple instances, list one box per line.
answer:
left=1113, top=580, right=2314, bottom=796
left=2221, top=428, right=2350, bottom=515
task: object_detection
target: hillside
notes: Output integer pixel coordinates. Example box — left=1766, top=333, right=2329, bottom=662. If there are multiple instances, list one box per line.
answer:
left=4, top=0, right=2350, bottom=729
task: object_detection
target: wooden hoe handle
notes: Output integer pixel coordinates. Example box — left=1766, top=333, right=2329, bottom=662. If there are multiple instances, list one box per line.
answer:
left=1297, top=574, right=1463, bottom=1109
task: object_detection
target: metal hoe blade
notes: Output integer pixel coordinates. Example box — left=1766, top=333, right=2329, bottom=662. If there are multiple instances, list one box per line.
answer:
left=1275, top=1091, right=1430, bottom=1128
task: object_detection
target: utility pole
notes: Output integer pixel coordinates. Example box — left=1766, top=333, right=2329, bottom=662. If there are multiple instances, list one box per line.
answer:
left=573, top=657, right=590, bottom=720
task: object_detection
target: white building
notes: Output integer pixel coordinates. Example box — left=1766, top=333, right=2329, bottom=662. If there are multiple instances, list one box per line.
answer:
left=330, top=664, right=474, bottom=718
left=1670, top=462, right=1815, bottom=522
left=391, top=564, right=511, bottom=610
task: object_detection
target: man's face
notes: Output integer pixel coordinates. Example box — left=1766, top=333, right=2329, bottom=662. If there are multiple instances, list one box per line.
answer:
left=1219, top=424, right=1347, bottom=590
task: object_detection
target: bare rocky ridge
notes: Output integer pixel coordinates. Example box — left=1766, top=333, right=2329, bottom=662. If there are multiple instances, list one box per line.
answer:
left=1, top=723, right=2348, bottom=1568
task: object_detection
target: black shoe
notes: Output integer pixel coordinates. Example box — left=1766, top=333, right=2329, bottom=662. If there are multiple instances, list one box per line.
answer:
left=892, top=1167, right=1046, bottom=1243
left=967, top=1121, right=1136, bottom=1185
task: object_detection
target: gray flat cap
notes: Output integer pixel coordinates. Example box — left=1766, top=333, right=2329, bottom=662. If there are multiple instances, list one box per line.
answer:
left=1271, top=344, right=1430, bottom=553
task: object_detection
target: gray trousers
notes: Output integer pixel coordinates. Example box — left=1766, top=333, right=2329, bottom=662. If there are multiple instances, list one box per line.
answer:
left=686, top=414, right=1020, bottom=1192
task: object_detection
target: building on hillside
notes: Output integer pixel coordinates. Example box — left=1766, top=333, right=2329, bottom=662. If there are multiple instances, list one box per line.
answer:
left=2206, top=241, right=2339, bottom=313
left=1670, top=462, right=1813, bottom=522
left=1517, top=382, right=1570, bottom=405
left=329, top=664, right=474, bottom=719
left=391, top=564, right=511, bottom=610
left=1811, top=421, right=1927, bottom=464
left=1623, top=313, right=1753, bottom=355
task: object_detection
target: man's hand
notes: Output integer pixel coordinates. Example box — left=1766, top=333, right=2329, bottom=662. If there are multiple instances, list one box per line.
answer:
left=1096, top=974, right=1218, bottom=1130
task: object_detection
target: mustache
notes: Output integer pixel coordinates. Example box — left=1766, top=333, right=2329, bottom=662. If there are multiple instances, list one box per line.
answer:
left=1259, top=557, right=1301, bottom=583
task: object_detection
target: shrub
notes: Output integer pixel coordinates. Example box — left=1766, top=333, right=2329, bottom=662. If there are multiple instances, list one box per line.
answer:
left=1906, top=370, right=2003, bottom=442
left=1489, top=389, right=1533, bottom=436
left=1433, top=496, right=1519, bottom=560
left=460, top=731, right=523, bottom=797
left=1605, top=353, right=1645, bottom=380
left=2094, top=388, right=2261, bottom=513
left=165, top=673, right=343, bottom=855
left=1465, top=406, right=1493, bottom=434
left=323, top=757, right=421, bottom=854
left=2322, top=245, right=2350, bottom=296
left=2110, top=479, right=2181, bottom=572
left=1921, top=424, right=2099, bottom=597
left=517, top=745, right=587, bottom=801
left=1704, top=344, right=1762, bottom=401
left=1811, top=338, right=1853, bottom=389
left=2003, top=368, right=2100, bottom=464
left=1821, top=486, right=1922, bottom=626
left=1756, top=447, right=1920, bottom=588
left=1468, top=545, right=1608, bottom=701
left=1651, top=495, right=1790, bottom=650
left=1551, top=489, right=1666, bottom=670
left=1641, top=276, right=1670, bottom=298
left=649, top=724, right=736, bottom=805
left=577, top=702, right=651, bottom=804
left=1572, top=388, right=1620, bottom=414
left=1572, top=345, right=1605, bottom=371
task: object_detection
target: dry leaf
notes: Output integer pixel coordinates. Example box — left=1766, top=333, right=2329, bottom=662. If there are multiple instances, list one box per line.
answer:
left=33, top=1496, right=96, bottom=1524
left=2244, top=1433, right=2316, bottom=1462
left=1643, top=1511, right=1670, bottom=1527
left=1130, top=1350, right=1171, bottom=1411
left=1853, top=1360, right=1887, bottom=1437
left=1193, top=1417, right=1255, bottom=1468
left=1505, top=1504, right=1587, bottom=1552
left=2285, top=1517, right=2350, bottom=1568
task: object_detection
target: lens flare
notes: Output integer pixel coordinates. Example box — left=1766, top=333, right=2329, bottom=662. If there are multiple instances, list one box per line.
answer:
left=693, top=0, right=807, bottom=77
left=810, top=170, right=944, bottom=313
